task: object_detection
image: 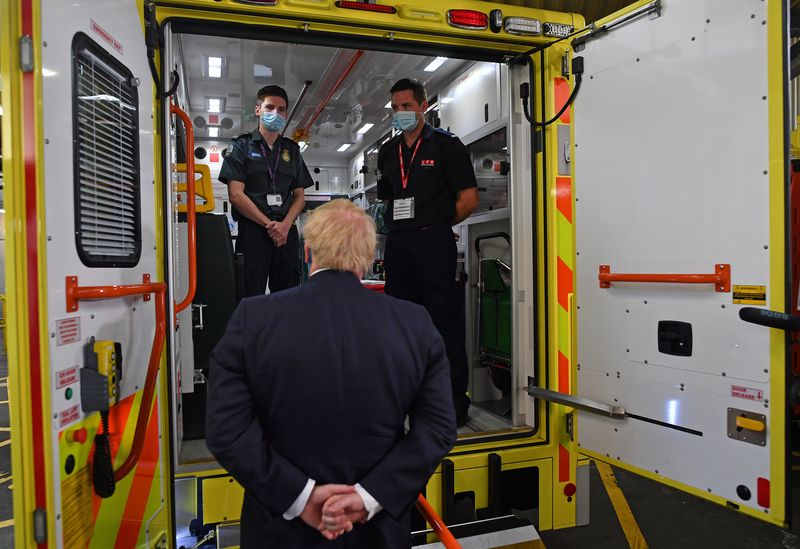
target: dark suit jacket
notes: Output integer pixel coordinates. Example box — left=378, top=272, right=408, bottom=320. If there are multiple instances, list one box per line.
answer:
left=206, top=270, right=457, bottom=548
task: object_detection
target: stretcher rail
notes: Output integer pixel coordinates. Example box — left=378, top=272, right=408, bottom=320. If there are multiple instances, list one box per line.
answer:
left=598, top=263, right=730, bottom=292
left=65, top=275, right=166, bottom=482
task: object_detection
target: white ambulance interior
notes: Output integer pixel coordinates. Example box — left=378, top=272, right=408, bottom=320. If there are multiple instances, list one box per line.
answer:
left=167, top=29, right=523, bottom=469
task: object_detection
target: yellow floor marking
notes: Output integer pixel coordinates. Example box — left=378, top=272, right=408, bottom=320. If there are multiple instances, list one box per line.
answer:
left=595, top=460, right=649, bottom=549
left=0, top=518, right=14, bottom=529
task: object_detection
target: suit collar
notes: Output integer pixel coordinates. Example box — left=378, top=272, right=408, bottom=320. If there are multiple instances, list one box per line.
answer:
left=304, top=269, right=363, bottom=288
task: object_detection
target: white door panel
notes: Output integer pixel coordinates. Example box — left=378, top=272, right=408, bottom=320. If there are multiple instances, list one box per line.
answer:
left=40, top=0, right=166, bottom=545
left=575, top=0, right=781, bottom=516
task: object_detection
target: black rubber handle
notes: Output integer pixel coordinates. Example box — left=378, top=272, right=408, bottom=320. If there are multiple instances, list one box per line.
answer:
left=739, top=307, right=800, bottom=331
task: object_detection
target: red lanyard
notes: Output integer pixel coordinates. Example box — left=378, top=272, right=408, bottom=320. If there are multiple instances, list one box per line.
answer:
left=398, top=138, right=423, bottom=190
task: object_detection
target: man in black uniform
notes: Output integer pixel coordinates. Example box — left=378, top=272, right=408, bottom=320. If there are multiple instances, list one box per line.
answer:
left=219, top=85, right=314, bottom=296
left=377, top=78, right=479, bottom=426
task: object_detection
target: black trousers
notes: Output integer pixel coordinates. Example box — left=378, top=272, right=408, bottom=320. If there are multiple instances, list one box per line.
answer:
left=236, top=219, right=301, bottom=297
left=384, top=224, right=470, bottom=417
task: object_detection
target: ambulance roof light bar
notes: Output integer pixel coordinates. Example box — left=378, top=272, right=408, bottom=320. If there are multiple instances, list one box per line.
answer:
left=336, top=1, right=397, bottom=14
left=447, top=10, right=488, bottom=30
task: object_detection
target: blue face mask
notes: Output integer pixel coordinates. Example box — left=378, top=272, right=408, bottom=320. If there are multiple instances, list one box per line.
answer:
left=260, top=111, right=286, bottom=132
left=392, top=111, right=419, bottom=132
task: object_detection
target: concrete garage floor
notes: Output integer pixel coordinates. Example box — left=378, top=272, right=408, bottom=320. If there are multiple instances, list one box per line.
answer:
left=539, top=460, right=800, bottom=549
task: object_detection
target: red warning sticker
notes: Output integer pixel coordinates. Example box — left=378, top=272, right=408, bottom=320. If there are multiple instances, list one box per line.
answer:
left=59, top=405, right=80, bottom=428
left=731, top=385, right=764, bottom=402
left=56, top=366, right=79, bottom=389
left=56, top=317, right=81, bottom=346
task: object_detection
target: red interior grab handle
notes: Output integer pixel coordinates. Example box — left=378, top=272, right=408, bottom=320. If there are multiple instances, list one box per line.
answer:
left=171, top=102, right=197, bottom=314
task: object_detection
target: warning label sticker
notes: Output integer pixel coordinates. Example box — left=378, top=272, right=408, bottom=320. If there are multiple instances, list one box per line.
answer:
left=731, top=385, right=764, bottom=402
left=58, top=404, right=81, bottom=428
left=56, top=317, right=81, bottom=346
left=732, top=285, right=767, bottom=305
left=56, top=366, right=79, bottom=389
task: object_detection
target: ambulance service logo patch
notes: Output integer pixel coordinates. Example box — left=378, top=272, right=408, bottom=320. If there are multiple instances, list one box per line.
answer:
left=282, top=149, right=291, bottom=163
left=420, top=159, right=435, bottom=167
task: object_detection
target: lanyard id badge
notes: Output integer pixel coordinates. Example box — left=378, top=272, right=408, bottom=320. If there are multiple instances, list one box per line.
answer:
left=393, top=197, right=415, bottom=220
left=258, top=141, right=282, bottom=196
left=393, top=138, right=422, bottom=220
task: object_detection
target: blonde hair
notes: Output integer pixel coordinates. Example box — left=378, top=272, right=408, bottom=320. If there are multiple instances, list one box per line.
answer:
left=302, top=199, right=376, bottom=275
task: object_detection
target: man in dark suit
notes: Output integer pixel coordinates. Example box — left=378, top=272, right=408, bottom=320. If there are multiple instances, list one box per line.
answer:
left=206, top=198, right=457, bottom=548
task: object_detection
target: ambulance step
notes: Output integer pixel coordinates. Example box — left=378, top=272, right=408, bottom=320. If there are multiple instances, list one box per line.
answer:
left=214, top=522, right=240, bottom=549
left=412, top=514, right=543, bottom=548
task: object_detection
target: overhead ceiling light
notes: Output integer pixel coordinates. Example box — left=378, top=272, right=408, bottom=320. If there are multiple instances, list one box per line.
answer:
left=440, top=97, right=455, bottom=104
left=205, top=96, right=226, bottom=114
left=253, top=63, right=273, bottom=79
left=0, top=105, right=3, bottom=116
left=424, top=56, right=448, bottom=72
left=208, top=126, right=220, bottom=137
left=385, top=101, right=392, bottom=109
left=42, top=68, right=58, bottom=77
left=337, top=143, right=353, bottom=152
left=207, top=56, right=224, bottom=78
left=356, top=123, right=374, bottom=134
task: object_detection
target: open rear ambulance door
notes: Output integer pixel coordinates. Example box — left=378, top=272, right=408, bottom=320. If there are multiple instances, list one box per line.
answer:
left=4, top=0, right=175, bottom=546
left=574, top=0, right=788, bottom=525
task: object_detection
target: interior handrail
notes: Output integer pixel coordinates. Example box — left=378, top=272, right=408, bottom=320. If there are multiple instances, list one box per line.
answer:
left=65, top=275, right=167, bottom=481
left=598, top=263, right=730, bottom=292
left=171, top=102, right=197, bottom=313
left=415, top=494, right=461, bottom=549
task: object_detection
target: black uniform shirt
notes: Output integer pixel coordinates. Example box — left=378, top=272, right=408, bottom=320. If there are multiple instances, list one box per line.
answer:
left=377, top=124, right=477, bottom=231
left=219, top=129, right=314, bottom=222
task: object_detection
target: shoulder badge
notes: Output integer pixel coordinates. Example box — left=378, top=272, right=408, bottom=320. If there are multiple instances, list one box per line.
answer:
left=282, top=149, right=291, bottom=163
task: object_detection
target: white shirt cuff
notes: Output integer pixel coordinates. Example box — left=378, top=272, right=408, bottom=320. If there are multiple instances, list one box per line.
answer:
left=283, top=478, right=315, bottom=520
left=354, top=483, right=384, bottom=520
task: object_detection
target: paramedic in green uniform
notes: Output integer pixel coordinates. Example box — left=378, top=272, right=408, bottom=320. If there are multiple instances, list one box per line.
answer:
left=219, top=85, right=314, bottom=296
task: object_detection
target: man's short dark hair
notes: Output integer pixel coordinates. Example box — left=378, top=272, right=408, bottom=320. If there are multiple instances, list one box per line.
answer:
left=389, top=78, right=427, bottom=105
left=256, top=85, right=289, bottom=107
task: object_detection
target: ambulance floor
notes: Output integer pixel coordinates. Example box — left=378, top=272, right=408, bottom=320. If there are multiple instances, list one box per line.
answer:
left=0, top=337, right=13, bottom=548
left=538, top=460, right=800, bottom=549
